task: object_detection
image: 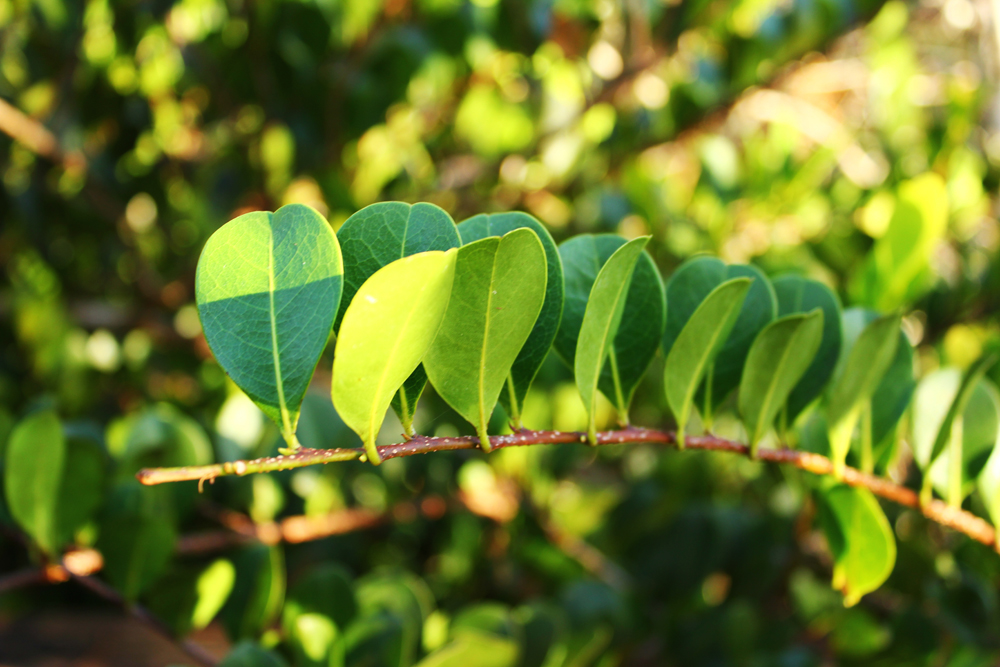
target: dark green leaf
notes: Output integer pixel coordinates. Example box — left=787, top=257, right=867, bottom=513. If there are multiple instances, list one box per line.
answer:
left=575, top=237, right=649, bottom=442
left=772, top=275, right=842, bottom=422
left=664, top=278, right=751, bottom=447
left=335, top=202, right=461, bottom=432
left=424, top=229, right=548, bottom=449
left=196, top=204, right=343, bottom=448
left=221, top=545, right=286, bottom=639
left=219, top=641, right=289, bottom=667
left=458, top=212, right=564, bottom=426
left=738, top=310, right=824, bottom=453
left=554, top=234, right=666, bottom=420
left=332, top=250, right=457, bottom=463
left=97, top=513, right=177, bottom=600
left=54, top=436, right=106, bottom=547
left=4, top=410, right=64, bottom=554
left=818, top=484, right=896, bottom=607
left=662, top=256, right=776, bottom=415
left=282, top=563, right=357, bottom=634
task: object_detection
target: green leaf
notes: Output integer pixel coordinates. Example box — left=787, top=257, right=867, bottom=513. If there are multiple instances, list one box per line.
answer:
left=664, top=278, right=752, bottom=447
left=662, top=257, right=776, bottom=418
left=219, top=641, right=289, bottom=667
left=424, top=229, right=548, bottom=450
left=554, top=234, right=666, bottom=420
left=827, top=313, right=901, bottom=477
left=914, top=368, right=1000, bottom=505
left=738, top=310, right=825, bottom=455
left=146, top=558, right=236, bottom=636
left=222, top=545, right=286, bottom=639
left=415, top=633, right=520, bottom=667
left=818, top=484, right=896, bottom=607
left=4, top=410, right=64, bottom=554
left=574, top=237, right=650, bottom=443
left=349, top=572, right=433, bottom=667
left=282, top=564, right=357, bottom=636
left=333, top=250, right=458, bottom=464
left=192, top=558, right=237, bottom=630
left=335, top=202, right=461, bottom=432
left=925, top=355, right=998, bottom=473
left=54, top=436, right=106, bottom=548
left=98, top=513, right=177, bottom=600
left=852, top=173, right=948, bottom=311
left=772, top=275, right=843, bottom=423
left=458, top=212, right=564, bottom=427
left=196, top=204, right=344, bottom=448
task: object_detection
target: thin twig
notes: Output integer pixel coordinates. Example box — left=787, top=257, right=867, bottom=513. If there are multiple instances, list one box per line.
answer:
left=137, top=427, right=998, bottom=548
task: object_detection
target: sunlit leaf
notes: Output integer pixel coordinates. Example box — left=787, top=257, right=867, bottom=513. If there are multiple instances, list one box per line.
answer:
left=554, top=234, right=665, bottom=421
left=772, top=275, right=842, bottom=423
left=415, top=632, right=519, bottom=667
left=739, top=310, right=824, bottom=454
left=4, top=410, right=64, bottom=554
left=574, top=237, right=649, bottom=443
left=333, top=250, right=458, bottom=463
left=827, top=313, right=901, bottom=476
left=818, top=484, right=896, bottom=607
left=662, top=257, right=775, bottom=419
left=664, top=278, right=752, bottom=447
left=335, top=202, right=461, bottom=433
left=424, top=229, right=547, bottom=450
left=458, top=212, right=564, bottom=427
left=196, top=204, right=343, bottom=448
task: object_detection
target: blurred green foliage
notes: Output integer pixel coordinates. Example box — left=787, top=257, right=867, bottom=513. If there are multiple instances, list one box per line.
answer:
left=4, top=0, right=1000, bottom=663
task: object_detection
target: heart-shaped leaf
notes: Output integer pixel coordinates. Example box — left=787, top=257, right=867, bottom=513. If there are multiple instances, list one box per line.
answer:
left=4, top=410, right=64, bottom=554
left=333, top=250, right=458, bottom=464
left=196, top=204, right=343, bottom=449
left=662, top=257, right=775, bottom=421
left=574, top=237, right=650, bottom=443
left=335, top=202, right=461, bottom=433
left=739, top=310, right=824, bottom=455
left=664, top=278, right=751, bottom=447
left=554, top=234, right=665, bottom=420
left=772, top=275, right=843, bottom=424
left=458, top=212, right=564, bottom=427
left=827, top=313, right=901, bottom=477
left=424, top=229, right=547, bottom=450
left=818, top=484, right=896, bottom=607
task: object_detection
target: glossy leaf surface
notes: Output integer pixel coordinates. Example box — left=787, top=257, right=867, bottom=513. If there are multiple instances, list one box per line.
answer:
left=458, top=212, right=564, bottom=425
left=4, top=410, right=64, bottom=554
left=554, top=234, right=665, bottom=418
left=424, top=229, right=547, bottom=449
left=196, top=204, right=343, bottom=447
left=333, top=250, right=458, bottom=463
left=664, top=278, right=751, bottom=446
left=662, top=256, right=776, bottom=413
left=574, top=237, right=649, bottom=442
left=773, top=275, right=843, bottom=422
left=739, top=310, right=824, bottom=452
left=335, top=202, right=461, bottom=430
left=819, top=484, right=896, bottom=607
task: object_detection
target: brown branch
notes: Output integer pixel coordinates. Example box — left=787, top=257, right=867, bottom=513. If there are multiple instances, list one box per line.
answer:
left=137, top=427, right=998, bottom=549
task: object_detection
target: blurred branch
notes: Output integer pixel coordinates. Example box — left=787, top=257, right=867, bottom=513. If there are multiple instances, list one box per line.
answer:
left=137, top=427, right=998, bottom=549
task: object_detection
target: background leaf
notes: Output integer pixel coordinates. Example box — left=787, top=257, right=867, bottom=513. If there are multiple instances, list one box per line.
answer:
left=424, top=229, right=547, bottom=449
left=221, top=545, right=286, bottom=640
left=827, top=313, right=901, bottom=474
left=196, top=204, right=343, bottom=447
left=335, top=202, right=461, bottom=431
left=664, top=278, right=751, bottom=446
left=574, top=237, right=649, bottom=442
left=773, top=276, right=843, bottom=423
left=554, top=234, right=666, bottom=418
left=53, top=435, right=106, bottom=548
left=662, top=257, right=776, bottom=417
left=97, top=512, right=177, bottom=601
left=333, top=250, right=457, bottom=463
left=4, top=410, right=64, bottom=555
left=458, top=212, right=564, bottom=426
left=738, top=310, right=824, bottom=452
left=219, top=641, right=289, bottom=667
left=415, top=633, right=520, bottom=667
left=818, top=484, right=896, bottom=607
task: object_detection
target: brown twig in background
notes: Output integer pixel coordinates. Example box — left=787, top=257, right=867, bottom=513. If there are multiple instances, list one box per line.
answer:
left=137, top=427, right=998, bottom=549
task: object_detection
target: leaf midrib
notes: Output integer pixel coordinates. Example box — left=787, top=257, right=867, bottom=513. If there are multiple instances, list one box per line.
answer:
left=267, top=225, right=293, bottom=440
left=588, top=272, right=632, bottom=415
left=479, top=244, right=501, bottom=432
left=752, top=323, right=801, bottom=443
left=680, top=295, right=741, bottom=419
